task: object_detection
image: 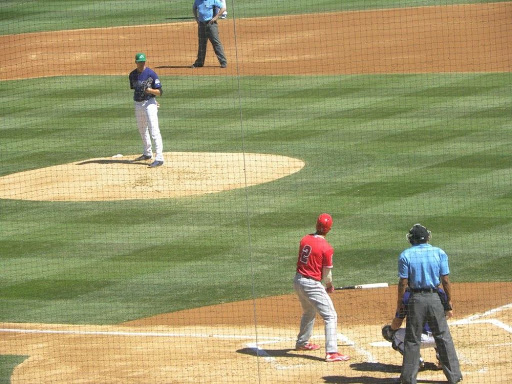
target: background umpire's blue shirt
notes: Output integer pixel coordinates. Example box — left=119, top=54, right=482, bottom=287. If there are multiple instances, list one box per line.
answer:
left=193, top=0, right=224, bottom=22
left=398, top=244, right=450, bottom=289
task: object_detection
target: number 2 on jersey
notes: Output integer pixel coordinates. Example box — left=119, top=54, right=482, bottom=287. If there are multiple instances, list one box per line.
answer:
left=299, top=245, right=312, bottom=264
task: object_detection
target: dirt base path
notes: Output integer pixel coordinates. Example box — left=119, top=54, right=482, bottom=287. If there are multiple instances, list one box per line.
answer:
left=1, top=283, right=511, bottom=383
left=1, top=3, right=511, bottom=80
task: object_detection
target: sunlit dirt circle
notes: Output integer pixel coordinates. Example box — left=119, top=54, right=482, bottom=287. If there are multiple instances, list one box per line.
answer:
left=0, top=152, right=305, bottom=201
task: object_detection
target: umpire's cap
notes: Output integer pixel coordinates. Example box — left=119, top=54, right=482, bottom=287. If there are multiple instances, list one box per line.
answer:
left=407, top=223, right=431, bottom=244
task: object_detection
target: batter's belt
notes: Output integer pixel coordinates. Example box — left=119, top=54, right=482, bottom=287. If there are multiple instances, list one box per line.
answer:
left=297, top=272, right=320, bottom=282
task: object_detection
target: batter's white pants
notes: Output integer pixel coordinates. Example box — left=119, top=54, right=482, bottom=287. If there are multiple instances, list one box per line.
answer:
left=294, top=273, right=338, bottom=353
left=134, top=98, right=164, bottom=162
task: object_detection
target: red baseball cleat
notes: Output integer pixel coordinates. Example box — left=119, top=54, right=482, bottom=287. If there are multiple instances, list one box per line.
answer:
left=325, top=352, right=350, bottom=362
left=295, top=343, right=320, bottom=351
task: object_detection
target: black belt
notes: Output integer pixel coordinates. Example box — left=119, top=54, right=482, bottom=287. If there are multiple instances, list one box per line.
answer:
left=200, top=20, right=216, bottom=24
left=411, top=288, right=437, bottom=293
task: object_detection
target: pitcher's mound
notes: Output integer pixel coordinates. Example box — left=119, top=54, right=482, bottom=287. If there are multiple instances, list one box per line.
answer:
left=0, top=152, right=305, bottom=201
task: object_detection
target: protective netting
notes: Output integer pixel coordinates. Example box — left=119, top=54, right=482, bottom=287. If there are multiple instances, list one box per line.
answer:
left=0, top=0, right=511, bottom=383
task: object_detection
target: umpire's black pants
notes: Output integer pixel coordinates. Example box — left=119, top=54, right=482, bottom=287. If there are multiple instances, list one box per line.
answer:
left=400, top=292, right=462, bottom=384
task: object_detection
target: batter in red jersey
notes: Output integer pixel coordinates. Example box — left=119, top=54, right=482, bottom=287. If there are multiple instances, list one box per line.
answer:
left=293, top=213, right=350, bottom=362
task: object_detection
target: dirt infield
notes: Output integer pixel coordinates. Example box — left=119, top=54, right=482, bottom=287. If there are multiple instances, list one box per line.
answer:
left=1, top=283, right=511, bottom=383
left=1, top=3, right=511, bottom=80
left=1, top=2, right=511, bottom=383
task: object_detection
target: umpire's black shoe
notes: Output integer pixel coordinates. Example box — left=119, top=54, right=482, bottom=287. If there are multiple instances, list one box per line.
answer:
left=190, top=64, right=203, bottom=68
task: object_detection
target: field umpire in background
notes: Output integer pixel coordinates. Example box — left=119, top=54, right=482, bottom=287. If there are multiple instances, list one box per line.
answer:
left=397, top=224, right=463, bottom=384
left=191, top=0, right=227, bottom=68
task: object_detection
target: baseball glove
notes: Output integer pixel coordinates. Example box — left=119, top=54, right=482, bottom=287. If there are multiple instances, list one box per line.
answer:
left=381, top=325, right=396, bottom=342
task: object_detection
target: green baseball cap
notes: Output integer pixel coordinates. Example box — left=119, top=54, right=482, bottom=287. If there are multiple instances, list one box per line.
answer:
left=135, top=53, right=147, bottom=62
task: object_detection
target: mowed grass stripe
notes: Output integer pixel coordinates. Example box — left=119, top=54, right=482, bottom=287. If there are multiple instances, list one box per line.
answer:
left=0, top=72, right=511, bottom=323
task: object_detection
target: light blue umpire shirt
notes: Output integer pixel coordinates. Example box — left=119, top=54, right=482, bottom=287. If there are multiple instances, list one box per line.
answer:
left=193, top=0, right=224, bottom=22
left=398, top=243, right=450, bottom=289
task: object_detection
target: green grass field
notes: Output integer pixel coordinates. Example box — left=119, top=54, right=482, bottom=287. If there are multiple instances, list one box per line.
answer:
left=1, top=73, right=511, bottom=325
left=1, top=1, right=512, bottom=381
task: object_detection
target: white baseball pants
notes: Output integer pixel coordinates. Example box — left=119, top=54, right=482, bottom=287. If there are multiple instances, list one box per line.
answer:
left=294, top=273, right=339, bottom=353
left=134, top=98, right=164, bottom=162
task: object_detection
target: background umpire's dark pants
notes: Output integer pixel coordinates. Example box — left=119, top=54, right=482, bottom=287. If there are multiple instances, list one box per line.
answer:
left=194, top=21, right=227, bottom=67
left=401, top=292, right=462, bottom=384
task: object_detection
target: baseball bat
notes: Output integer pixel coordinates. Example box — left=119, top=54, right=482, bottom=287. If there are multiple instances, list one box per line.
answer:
left=335, top=282, right=388, bottom=290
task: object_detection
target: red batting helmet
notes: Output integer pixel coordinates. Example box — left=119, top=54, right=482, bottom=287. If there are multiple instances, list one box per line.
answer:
left=316, top=213, right=333, bottom=234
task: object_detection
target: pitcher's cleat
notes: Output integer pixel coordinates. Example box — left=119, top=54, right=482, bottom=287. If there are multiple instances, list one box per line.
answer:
left=134, top=154, right=152, bottom=161
left=148, top=160, right=164, bottom=168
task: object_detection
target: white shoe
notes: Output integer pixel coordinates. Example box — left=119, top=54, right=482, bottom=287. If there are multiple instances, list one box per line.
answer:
left=220, top=12, right=227, bottom=19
